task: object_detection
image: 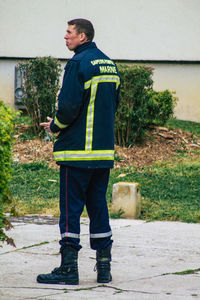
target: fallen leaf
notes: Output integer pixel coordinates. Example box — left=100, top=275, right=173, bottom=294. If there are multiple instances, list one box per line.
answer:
left=117, top=173, right=129, bottom=178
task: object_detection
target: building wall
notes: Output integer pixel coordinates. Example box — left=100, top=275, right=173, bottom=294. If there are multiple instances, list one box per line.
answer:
left=1, top=59, right=200, bottom=122
left=0, top=0, right=200, bottom=122
left=150, top=63, right=200, bottom=122
left=0, top=59, right=15, bottom=107
left=0, top=0, right=200, bottom=61
left=65, top=0, right=200, bottom=61
left=0, top=58, right=66, bottom=107
left=0, top=0, right=67, bottom=58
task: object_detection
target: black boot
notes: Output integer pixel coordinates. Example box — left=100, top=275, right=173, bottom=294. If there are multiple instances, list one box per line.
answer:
left=37, top=246, right=79, bottom=285
left=96, top=244, right=112, bottom=283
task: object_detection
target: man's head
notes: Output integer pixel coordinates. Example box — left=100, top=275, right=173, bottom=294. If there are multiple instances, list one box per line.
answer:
left=64, top=18, right=94, bottom=51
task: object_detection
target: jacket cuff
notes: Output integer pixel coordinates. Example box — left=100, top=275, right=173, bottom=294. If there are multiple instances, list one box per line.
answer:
left=50, top=119, right=60, bottom=133
left=54, top=116, right=69, bottom=130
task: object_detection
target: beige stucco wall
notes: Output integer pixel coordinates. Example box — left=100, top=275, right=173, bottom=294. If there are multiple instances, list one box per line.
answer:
left=65, top=0, right=200, bottom=61
left=0, top=59, right=15, bottom=107
left=0, top=59, right=66, bottom=107
left=152, top=63, right=200, bottom=122
left=0, top=0, right=200, bottom=61
left=0, top=0, right=67, bottom=58
left=1, top=59, right=200, bottom=122
left=0, top=0, right=200, bottom=121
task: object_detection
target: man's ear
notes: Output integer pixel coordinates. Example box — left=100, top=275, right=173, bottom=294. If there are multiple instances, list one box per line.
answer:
left=80, top=32, right=87, bottom=42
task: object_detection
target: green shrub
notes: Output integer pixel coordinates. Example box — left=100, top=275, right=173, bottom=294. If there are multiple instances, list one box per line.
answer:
left=145, top=90, right=177, bottom=126
left=116, top=64, right=177, bottom=146
left=18, top=56, right=62, bottom=133
left=0, top=101, right=18, bottom=245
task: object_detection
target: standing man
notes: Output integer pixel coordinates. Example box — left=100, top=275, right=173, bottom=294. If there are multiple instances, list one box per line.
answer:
left=38, top=18, right=120, bottom=285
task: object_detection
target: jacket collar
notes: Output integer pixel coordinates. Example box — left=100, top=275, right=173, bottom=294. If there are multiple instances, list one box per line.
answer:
left=74, top=41, right=97, bottom=54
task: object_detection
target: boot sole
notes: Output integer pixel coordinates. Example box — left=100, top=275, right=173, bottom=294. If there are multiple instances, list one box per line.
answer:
left=37, top=277, right=79, bottom=285
left=97, top=275, right=112, bottom=283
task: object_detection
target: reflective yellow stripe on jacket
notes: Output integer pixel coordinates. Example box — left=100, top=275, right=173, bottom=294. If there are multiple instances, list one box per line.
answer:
left=84, top=75, right=120, bottom=152
left=53, top=75, right=120, bottom=162
left=54, top=116, right=68, bottom=129
left=54, top=150, right=115, bottom=161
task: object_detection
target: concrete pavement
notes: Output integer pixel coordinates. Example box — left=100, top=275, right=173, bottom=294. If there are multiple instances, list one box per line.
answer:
left=0, top=217, right=200, bottom=300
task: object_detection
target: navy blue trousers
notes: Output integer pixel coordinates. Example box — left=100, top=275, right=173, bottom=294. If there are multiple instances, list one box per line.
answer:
left=59, top=166, right=113, bottom=251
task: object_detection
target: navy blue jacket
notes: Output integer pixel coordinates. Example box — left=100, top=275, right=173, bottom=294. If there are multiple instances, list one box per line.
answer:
left=50, top=42, right=120, bottom=168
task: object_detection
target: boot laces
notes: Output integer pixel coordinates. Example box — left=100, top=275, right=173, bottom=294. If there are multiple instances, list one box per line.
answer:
left=52, top=266, right=71, bottom=274
left=52, top=267, right=62, bottom=274
left=94, top=259, right=110, bottom=272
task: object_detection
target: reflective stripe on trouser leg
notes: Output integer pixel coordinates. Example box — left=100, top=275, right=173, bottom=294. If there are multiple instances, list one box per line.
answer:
left=85, top=168, right=113, bottom=250
left=59, top=166, right=85, bottom=250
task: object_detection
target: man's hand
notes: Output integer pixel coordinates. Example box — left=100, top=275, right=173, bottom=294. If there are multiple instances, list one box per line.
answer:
left=40, top=117, right=53, bottom=131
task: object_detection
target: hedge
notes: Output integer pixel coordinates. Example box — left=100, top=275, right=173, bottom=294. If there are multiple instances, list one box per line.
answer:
left=115, top=64, right=178, bottom=146
left=18, top=56, right=62, bottom=133
left=0, top=101, right=18, bottom=245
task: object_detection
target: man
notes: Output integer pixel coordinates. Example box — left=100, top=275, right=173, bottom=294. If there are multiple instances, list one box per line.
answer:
left=38, top=18, right=120, bottom=285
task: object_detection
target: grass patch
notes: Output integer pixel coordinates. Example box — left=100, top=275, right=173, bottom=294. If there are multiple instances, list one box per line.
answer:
left=107, top=156, right=200, bottom=222
left=8, top=162, right=60, bottom=216
left=1, top=241, right=50, bottom=254
left=14, top=114, right=33, bottom=127
left=8, top=155, right=200, bottom=223
left=166, top=118, right=200, bottom=137
left=173, top=268, right=200, bottom=275
left=8, top=117, right=200, bottom=221
left=14, top=113, right=46, bottom=140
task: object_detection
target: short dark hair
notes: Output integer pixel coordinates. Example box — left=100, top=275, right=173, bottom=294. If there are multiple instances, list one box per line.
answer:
left=68, top=18, right=95, bottom=41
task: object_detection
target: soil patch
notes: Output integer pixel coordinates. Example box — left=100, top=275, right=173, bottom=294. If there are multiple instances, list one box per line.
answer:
left=115, top=126, right=200, bottom=168
left=12, top=126, right=200, bottom=169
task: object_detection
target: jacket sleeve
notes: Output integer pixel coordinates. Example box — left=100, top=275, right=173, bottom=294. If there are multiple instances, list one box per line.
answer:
left=115, top=83, right=120, bottom=111
left=50, top=60, right=84, bottom=133
left=114, top=65, right=120, bottom=111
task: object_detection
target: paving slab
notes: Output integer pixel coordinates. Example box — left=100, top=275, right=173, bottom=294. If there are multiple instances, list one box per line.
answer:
left=0, top=218, right=200, bottom=299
